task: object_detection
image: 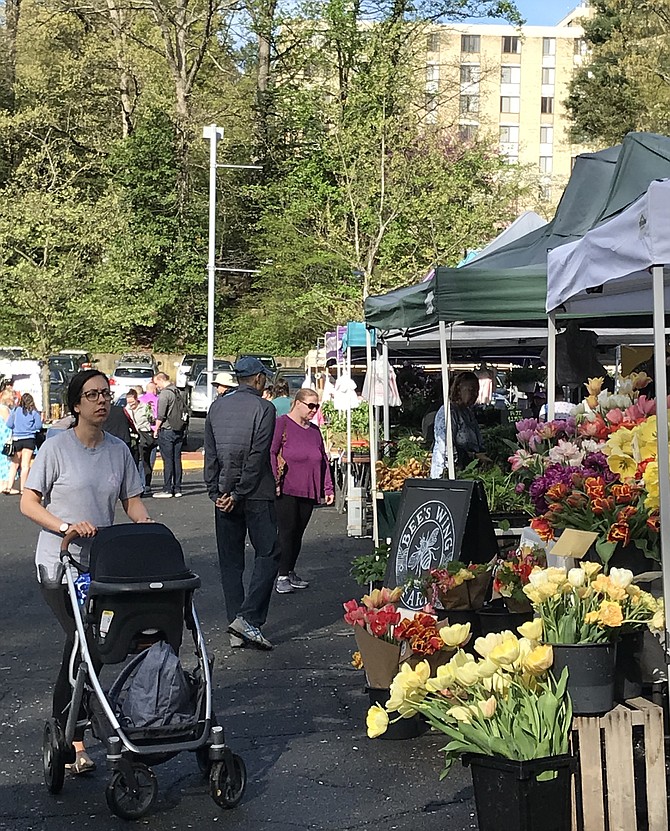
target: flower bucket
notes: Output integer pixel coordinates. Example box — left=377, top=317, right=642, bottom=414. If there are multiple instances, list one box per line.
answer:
left=463, top=753, right=575, bottom=831
left=477, top=600, right=533, bottom=637
left=551, top=642, right=617, bottom=715
left=435, top=609, right=481, bottom=653
left=614, top=631, right=644, bottom=702
left=366, top=688, right=424, bottom=741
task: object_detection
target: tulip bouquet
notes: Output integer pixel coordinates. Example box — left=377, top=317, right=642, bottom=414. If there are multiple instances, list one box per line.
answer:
left=343, top=587, right=470, bottom=688
left=529, top=472, right=660, bottom=565
left=522, top=563, right=664, bottom=644
left=493, top=544, right=547, bottom=612
left=367, top=621, right=572, bottom=778
left=422, top=561, right=492, bottom=612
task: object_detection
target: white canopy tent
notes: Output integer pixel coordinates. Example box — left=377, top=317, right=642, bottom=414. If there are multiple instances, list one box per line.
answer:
left=547, top=177, right=670, bottom=656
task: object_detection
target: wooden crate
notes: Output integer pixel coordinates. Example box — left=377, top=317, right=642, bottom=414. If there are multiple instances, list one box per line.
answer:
left=571, top=697, right=667, bottom=831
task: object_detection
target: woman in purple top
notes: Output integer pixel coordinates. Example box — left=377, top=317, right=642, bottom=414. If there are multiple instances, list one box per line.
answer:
left=270, top=388, right=334, bottom=594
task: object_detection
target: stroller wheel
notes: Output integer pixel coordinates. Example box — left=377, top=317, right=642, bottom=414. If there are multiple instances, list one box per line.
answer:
left=210, top=754, right=246, bottom=809
left=43, top=718, right=67, bottom=794
left=106, top=762, right=158, bottom=820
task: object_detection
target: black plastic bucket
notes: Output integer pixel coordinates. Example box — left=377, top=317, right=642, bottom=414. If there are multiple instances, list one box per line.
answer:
left=551, top=642, right=617, bottom=715
left=463, top=753, right=575, bottom=831
left=478, top=600, right=533, bottom=636
left=366, top=688, right=424, bottom=740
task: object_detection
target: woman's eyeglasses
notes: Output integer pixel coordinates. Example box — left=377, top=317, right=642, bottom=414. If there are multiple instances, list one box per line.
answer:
left=304, top=401, right=320, bottom=411
left=81, top=389, right=112, bottom=402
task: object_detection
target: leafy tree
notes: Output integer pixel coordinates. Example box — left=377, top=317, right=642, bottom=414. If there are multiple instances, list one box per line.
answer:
left=566, top=0, right=670, bottom=144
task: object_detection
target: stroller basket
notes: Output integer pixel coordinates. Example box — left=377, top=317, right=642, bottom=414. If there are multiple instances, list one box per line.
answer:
left=85, top=524, right=200, bottom=664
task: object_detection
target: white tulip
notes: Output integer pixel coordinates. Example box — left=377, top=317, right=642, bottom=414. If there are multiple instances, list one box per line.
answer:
left=568, top=568, right=586, bottom=588
left=609, top=567, right=634, bottom=589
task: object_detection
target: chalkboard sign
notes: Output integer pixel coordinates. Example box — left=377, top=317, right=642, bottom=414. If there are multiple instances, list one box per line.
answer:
left=385, top=478, right=497, bottom=611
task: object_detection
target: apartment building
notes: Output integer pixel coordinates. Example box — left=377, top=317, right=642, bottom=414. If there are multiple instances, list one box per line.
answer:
left=424, top=5, right=592, bottom=204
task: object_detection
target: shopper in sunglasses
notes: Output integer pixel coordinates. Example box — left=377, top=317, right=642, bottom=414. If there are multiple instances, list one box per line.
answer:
left=271, top=389, right=334, bottom=594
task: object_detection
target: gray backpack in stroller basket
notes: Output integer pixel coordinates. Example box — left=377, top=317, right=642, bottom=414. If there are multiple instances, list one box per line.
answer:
left=108, top=641, right=198, bottom=730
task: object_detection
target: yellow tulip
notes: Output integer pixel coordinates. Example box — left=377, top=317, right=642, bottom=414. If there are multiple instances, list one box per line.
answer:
left=478, top=696, right=497, bottom=718
left=476, top=657, right=499, bottom=679
left=584, top=611, right=600, bottom=625
left=605, top=427, right=634, bottom=457
left=489, top=638, right=521, bottom=666
left=474, top=631, right=506, bottom=658
left=580, top=562, right=602, bottom=579
left=598, top=601, right=624, bottom=628
left=649, top=609, right=665, bottom=634
left=482, top=671, right=510, bottom=695
left=546, top=567, right=567, bottom=585
left=455, top=662, right=481, bottom=687
left=440, top=622, right=471, bottom=648
left=366, top=704, right=389, bottom=738
left=608, top=453, right=638, bottom=480
left=448, top=706, right=472, bottom=724
left=517, top=618, right=543, bottom=641
left=523, top=644, right=554, bottom=676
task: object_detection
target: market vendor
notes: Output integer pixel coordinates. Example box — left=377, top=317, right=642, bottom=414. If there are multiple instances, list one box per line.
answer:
left=430, top=371, right=486, bottom=477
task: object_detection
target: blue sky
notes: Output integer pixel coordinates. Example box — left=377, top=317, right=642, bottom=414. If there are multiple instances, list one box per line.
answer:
left=475, top=0, right=584, bottom=26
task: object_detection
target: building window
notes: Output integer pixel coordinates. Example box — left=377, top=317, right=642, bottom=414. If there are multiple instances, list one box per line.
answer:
left=461, top=34, right=481, bottom=53
left=539, top=156, right=553, bottom=173
left=505, top=155, right=519, bottom=165
left=459, top=124, right=478, bottom=142
left=425, top=92, right=438, bottom=113
left=460, top=64, right=480, bottom=84
left=539, top=184, right=552, bottom=201
left=540, top=126, right=553, bottom=144
left=500, top=125, right=519, bottom=143
left=426, top=64, right=439, bottom=83
left=500, top=96, right=520, bottom=113
left=541, top=96, right=554, bottom=114
left=501, top=65, right=521, bottom=84
left=427, top=32, right=440, bottom=52
left=574, top=37, right=588, bottom=56
left=502, top=36, right=521, bottom=54
left=541, top=67, right=555, bottom=85
left=459, top=94, right=479, bottom=114
left=542, top=37, right=556, bottom=56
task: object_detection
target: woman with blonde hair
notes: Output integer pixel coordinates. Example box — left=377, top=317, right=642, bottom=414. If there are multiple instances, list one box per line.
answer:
left=270, top=388, right=334, bottom=593
left=6, top=392, right=42, bottom=494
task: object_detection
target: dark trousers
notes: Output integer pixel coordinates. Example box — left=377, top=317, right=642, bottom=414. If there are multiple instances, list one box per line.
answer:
left=138, top=430, right=157, bottom=488
left=40, top=583, right=103, bottom=741
left=214, top=499, right=280, bottom=628
left=158, top=428, right=184, bottom=494
left=276, top=494, right=315, bottom=576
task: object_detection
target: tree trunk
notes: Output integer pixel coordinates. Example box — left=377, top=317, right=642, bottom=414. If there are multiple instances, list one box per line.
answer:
left=3, top=0, right=21, bottom=112
left=105, top=0, right=138, bottom=137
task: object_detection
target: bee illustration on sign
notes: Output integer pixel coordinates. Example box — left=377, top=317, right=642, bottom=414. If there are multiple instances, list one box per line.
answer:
left=395, top=500, right=456, bottom=610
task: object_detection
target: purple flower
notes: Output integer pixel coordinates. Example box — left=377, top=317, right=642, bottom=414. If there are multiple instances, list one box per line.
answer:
left=515, top=483, right=526, bottom=494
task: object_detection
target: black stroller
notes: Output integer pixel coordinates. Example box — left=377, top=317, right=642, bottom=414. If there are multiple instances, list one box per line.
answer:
left=42, top=523, right=246, bottom=820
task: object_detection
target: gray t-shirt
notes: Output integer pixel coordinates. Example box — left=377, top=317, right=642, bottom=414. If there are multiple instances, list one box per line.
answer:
left=26, top=428, right=143, bottom=582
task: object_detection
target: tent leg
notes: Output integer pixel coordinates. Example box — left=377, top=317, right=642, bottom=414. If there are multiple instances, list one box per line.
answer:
left=366, top=327, right=379, bottom=545
left=652, top=266, right=670, bottom=661
left=439, top=320, right=456, bottom=479
left=547, top=312, right=557, bottom=421
left=383, top=339, right=390, bottom=445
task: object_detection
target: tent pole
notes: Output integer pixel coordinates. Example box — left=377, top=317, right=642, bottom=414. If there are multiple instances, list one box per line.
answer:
left=547, top=312, right=557, bottom=421
left=346, top=343, right=352, bottom=498
left=366, top=327, right=379, bottom=545
left=439, top=320, right=456, bottom=479
left=382, top=338, right=390, bottom=445
left=652, top=265, right=670, bottom=660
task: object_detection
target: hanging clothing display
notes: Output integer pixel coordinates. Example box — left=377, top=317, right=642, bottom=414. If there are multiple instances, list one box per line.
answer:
left=475, top=363, right=496, bottom=405
left=361, top=359, right=402, bottom=407
left=333, top=372, right=359, bottom=411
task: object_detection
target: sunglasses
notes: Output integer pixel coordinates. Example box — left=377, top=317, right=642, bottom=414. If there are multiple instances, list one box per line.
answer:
left=304, top=401, right=320, bottom=411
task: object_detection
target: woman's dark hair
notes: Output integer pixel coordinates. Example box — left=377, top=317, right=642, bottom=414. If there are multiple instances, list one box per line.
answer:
left=449, top=371, right=479, bottom=404
left=19, top=393, right=36, bottom=414
left=274, top=380, right=289, bottom=397
left=67, top=369, right=109, bottom=426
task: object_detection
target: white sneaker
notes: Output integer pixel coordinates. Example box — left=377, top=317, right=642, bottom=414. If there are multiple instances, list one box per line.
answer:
left=173, top=492, right=183, bottom=498
left=153, top=491, right=173, bottom=499
left=275, top=576, right=293, bottom=594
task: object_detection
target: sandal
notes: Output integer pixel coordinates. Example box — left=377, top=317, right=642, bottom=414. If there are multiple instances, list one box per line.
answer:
left=66, top=750, right=96, bottom=775
left=7, top=489, right=20, bottom=495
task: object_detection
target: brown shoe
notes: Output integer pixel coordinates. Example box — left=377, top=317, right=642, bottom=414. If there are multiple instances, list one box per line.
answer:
left=66, top=750, right=96, bottom=774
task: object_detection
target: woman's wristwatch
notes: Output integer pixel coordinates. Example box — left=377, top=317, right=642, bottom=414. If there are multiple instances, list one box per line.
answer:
left=58, top=522, right=71, bottom=536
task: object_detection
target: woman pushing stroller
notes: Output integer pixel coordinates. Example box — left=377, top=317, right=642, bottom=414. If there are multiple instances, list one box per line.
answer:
left=20, top=369, right=153, bottom=773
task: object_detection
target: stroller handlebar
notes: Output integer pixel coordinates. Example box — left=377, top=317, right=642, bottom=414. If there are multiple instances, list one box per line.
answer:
left=59, top=527, right=83, bottom=556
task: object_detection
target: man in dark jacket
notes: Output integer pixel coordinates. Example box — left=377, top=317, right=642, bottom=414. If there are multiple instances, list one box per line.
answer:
left=204, top=357, right=279, bottom=650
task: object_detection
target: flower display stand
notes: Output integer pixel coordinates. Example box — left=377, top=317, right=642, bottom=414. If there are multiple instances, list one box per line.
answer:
left=570, top=697, right=667, bottom=831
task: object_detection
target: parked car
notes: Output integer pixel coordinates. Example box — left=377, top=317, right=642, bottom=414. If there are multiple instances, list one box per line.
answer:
left=0, top=346, right=28, bottom=361
left=175, top=353, right=206, bottom=389
left=189, top=371, right=216, bottom=416
left=109, top=363, right=156, bottom=401
left=49, top=354, right=85, bottom=382
left=236, top=354, right=279, bottom=374
left=184, top=359, right=234, bottom=406
left=58, top=349, right=95, bottom=369
left=49, top=368, right=68, bottom=409
left=116, top=352, right=159, bottom=371
left=275, top=371, right=306, bottom=395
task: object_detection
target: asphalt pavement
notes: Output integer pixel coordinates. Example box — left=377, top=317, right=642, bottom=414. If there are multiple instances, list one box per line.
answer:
left=0, top=462, right=478, bottom=830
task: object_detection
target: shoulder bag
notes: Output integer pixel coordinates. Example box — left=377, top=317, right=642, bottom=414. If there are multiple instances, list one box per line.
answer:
left=275, top=424, right=288, bottom=496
